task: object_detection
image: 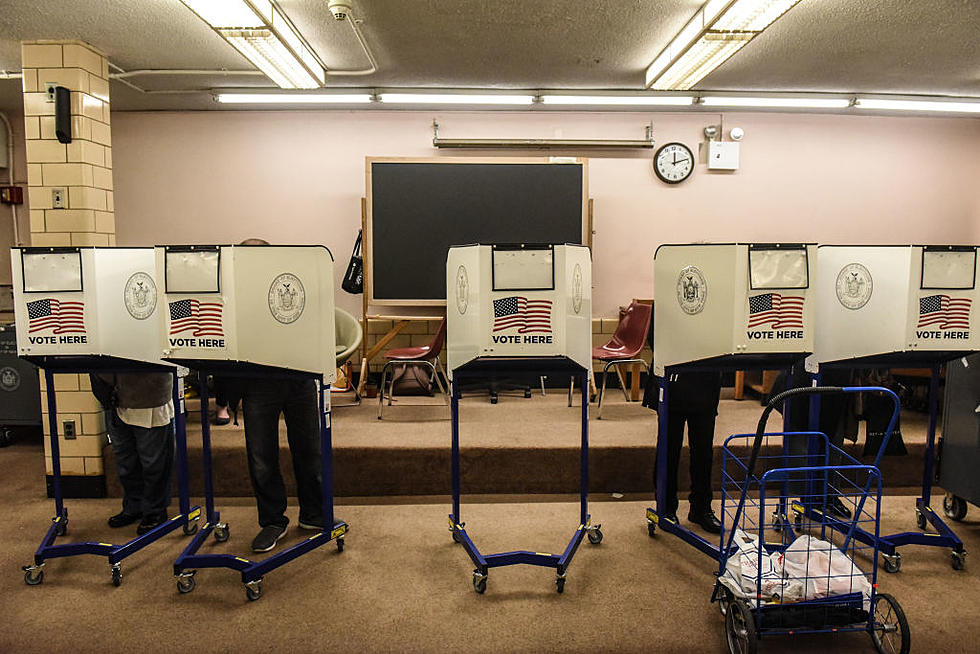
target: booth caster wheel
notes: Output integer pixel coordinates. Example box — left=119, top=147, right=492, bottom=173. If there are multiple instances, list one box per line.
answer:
left=951, top=550, right=966, bottom=571
left=555, top=574, right=566, bottom=594
left=110, top=564, right=122, bottom=587
left=524, top=389, right=532, bottom=399
left=213, top=523, right=230, bottom=543
left=944, top=494, right=968, bottom=522
left=587, top=526, right=603, bottom=545
left=55, top=520, right=68, bottom=537
left=647, top=521, right=656, bottom=538
left=915, top=509, right=927, bottom=531
left=336, top=537, right=345, bottom=553
left=0, top=428, right=12, bottom=447
left=472, top=570, right=487, bottom=594
left=176, top=573, right=196, bottom=594
left=882, top=553, right=902, bottom=574
left=869, top=593, right=910, bottom=654
left=183, top=519, right=199, bottom=536
left=245, top=580, right=263, bottom=602
left=23, top=565, right=44, bottom=586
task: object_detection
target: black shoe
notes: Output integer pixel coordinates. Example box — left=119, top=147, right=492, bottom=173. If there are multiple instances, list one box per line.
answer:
left=251, top=524, right=288, bottom=552
left=136, top=513, right=167, bottom=535
left=688, top=509, right=722, bottom=534
left=298, top=519, right=323, bottom=531
left=829, top=496, right=853, bottom=520
left=108, top=511, right=141, bottom=528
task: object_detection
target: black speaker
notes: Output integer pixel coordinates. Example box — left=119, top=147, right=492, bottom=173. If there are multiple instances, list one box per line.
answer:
left=54, top=86, right=72, bottom=144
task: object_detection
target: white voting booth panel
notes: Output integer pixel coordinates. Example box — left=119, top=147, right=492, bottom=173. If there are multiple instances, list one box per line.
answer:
left=653, top=243, right=815, bottom=375
left=447, top=244, right=592, bottom=375
left=157, top=245, right=336, bottom=381
left=11, top=247, right=167, bottom=366
left=811, top=245, right=979, bottom=365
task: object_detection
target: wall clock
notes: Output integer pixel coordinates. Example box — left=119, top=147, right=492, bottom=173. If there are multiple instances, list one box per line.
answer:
left=653, top=142, right=694, bottom=184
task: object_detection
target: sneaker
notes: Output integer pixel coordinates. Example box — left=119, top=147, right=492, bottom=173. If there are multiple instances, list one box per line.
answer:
left=108, top=511, right=142, bottom=528
left=688, top=508, right=722, bottom=534
left=136, top=513, right=167, bottom=535
left=251, top=524, right=288, bottom=552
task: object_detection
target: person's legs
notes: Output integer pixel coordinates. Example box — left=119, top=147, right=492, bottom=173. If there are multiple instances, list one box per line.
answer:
left=686, top=413, right=717, bottom=514
left=283, top=379, right=324, bottom=527
left=243, top=384, right=289, bottom=529
left=654, top=411, right=687, bottom=517
left=107, top=411, right=143, bottom=519
left=132, top=420, right=175, bottom=519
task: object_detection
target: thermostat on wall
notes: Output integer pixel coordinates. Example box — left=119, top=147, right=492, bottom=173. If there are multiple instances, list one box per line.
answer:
left=707, top=141, right=740, bottom=170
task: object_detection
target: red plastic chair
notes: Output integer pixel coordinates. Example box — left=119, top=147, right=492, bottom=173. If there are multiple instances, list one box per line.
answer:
left=580, top=301, right=652, bottom=419
left=377, top=316, right=448, bottom=419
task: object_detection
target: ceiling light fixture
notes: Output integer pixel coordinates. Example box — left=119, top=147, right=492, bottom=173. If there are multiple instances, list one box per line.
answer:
left=180, top=0, right=324, bottom=89
left=216, top=93, right=373, bottom=104
left=540, top=95, right=695, bottom=106
left=854, top=98, right=980, bottom=114
left=378, top=93, right=536, bottom=105
left=701, top=96, right=851, bottom=108
left=646, top=0, right=803, bottom=91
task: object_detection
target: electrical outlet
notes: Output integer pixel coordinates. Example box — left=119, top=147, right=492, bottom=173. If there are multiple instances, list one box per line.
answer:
left=45, top=83, right=57, bottom=103
left=63, top=420, right=76, bottom=440
left=51, top=188, right=66, bottom=209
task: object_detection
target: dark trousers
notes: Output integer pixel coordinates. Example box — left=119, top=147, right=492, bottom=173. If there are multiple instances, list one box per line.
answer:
left=657, top=411, right=716, bottom=515
left=243, top=379, right=323, bottom=529
left=108, top=412, right=174, bottom=517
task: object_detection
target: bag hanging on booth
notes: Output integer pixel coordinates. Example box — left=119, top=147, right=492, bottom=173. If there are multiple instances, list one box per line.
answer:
left=341, top=230, right=363, bottom=294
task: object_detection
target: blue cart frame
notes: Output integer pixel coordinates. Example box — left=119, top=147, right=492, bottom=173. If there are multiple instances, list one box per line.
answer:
left=449, top=360, right=601, bottom=594
left=172, top=368, right=347, bottom=601
left=22, top=365, right=200, bottom=588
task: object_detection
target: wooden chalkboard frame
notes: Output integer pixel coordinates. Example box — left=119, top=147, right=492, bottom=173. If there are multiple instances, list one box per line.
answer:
left=364, top=156, right=590, bottom=307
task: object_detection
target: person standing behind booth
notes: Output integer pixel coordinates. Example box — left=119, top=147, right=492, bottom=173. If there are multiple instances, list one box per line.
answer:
left=237, top=238, right=325, bottom=553
left=92, top=372, right=175, bottom=535
left=642, top=312, right=722, bottom=534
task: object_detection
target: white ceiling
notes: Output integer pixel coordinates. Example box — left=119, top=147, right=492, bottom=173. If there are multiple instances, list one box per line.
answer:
left=0, top=0, right=978, bottom=114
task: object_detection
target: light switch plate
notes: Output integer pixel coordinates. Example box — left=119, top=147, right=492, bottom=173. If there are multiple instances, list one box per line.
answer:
left=51, top=188, right=66, bottom=209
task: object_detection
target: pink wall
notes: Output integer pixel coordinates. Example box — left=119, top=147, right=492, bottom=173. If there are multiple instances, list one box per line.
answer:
left=111, top=110, right=980, bottom=316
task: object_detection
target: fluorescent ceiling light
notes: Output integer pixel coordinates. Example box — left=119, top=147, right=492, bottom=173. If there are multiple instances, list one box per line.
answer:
left=540, top=95, right=695, bottom=106
left=378, top=93, right=535, bottom=105
left=854, top=98, right=980, bottom=114
left=216, top=93, right=373, bottom=104
left=646, top=0, right=803, bottom=90
left=701, top=96, right=851, bottom=108
left=181, top=0, right=324, bottom=89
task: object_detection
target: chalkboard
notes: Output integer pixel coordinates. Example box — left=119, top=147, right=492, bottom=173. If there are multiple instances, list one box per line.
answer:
left=367, top=159, right=587, bottom=304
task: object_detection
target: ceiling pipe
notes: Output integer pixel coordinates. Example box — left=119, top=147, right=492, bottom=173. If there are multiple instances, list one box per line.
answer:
left=110, top=69, right=263, bottom=80
left=0, top=111, right=21, bottom=247
left=324, top=6, right=378, bottom=76
left=0, top=71, right=23, bottom=80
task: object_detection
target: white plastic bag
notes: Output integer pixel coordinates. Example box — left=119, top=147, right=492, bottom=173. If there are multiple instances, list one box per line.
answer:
left=775, top=535, right=871, bottom=608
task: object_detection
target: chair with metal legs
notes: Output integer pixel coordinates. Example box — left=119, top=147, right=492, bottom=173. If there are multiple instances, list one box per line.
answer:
left=333, top=308, right=363, bottom=407
left=572, top=301, right=651, bottom=418
left=378, top=316, right=449, bottom=419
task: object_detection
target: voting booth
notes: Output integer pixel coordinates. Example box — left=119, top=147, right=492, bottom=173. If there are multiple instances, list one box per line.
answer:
left=10, top=247, right=197, bottom=588
left=160, top=244, right=347, bottom=601
left=157, top=245, right=335, bottom=381
left=806, top=245, right=977, bottom=574
left=12, top=247, right=169, bottom=369
left=653, top=243, right=816, bottom=376
left=447, top=243, right=592, bottom=375
left=445, top=243, right=601, bottom=595
left=811, top=245, right=979, bottom=366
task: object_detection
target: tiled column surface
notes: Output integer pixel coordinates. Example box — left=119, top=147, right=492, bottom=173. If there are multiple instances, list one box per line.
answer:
left=22, top=40, right=114, bottom=480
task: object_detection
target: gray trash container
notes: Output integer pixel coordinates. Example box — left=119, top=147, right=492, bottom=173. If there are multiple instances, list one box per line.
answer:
left=0, top=323, right=42, bottom=446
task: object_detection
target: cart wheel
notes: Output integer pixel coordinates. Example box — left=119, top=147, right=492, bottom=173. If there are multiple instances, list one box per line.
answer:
left=587, top=527, right=603, bottom=545
left=915, top=509, right=927, bottom=531
left=111, top=565, right=122, bottom=587
left=951, top=550, right=966, bottom=571
left=472, top=570, right=487, bottom=594
left=336, top=537, right=345, bottom=553
left=556, top=575, right=566, bottom=594
left=183, top=520, right=199, bottom=536
left=451, top=530, right=461, bottom=543
left=245, top=581, right=263, bottom=602
left=213, top=523, right=230, bottom=543
left=717, top=587, right=734, bottom=617
left=943, top=494, right=968, bottom=522
left=55, top=520, right=68, bottom=537
left=176, top=574, right=196, bottom=594
left=882, top=553, right=902, bottom=574
left=870, top=592, right=910, bottom=654
left=725, top=600, right=757, bottom=654
left=23, top=567, right=44, bottom=586
left=647, top=521, right=656, bottom=538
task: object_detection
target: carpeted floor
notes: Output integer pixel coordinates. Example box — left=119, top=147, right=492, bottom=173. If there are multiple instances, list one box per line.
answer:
left=2, top=441, right=978, bottom=653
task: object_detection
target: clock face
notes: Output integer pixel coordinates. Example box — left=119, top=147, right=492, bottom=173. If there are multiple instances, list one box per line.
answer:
left=654, top=142, right=694, bottom=184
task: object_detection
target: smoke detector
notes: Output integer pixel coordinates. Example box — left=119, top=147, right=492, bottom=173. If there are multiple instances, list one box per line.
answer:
left=328, top=1, right=352, bottom=20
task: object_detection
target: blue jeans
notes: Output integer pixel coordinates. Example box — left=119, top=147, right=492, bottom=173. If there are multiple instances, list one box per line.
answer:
left=108, top=411, right=175, bottom=517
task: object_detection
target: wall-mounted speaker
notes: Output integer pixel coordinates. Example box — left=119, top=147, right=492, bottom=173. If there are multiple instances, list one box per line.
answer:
left=55, top=86, right=72, bottom=144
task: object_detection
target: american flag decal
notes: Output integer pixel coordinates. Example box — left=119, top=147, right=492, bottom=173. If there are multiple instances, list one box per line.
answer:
left=26, top=298, right=85, bottom=334
left=169, top=299, right=224, bottom=337
left=747, top=293, right=804, bottom=329
left=493, top=296, right=552, bottom=333
left=917, top=294, right=971, bottom=329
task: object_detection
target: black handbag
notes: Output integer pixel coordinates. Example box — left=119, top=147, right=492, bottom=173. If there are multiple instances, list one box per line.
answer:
left=341, top=230, right=363, bottom=294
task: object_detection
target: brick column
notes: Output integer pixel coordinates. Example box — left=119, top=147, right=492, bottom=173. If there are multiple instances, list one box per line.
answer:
left=21, top=40, right=114, bottom=493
